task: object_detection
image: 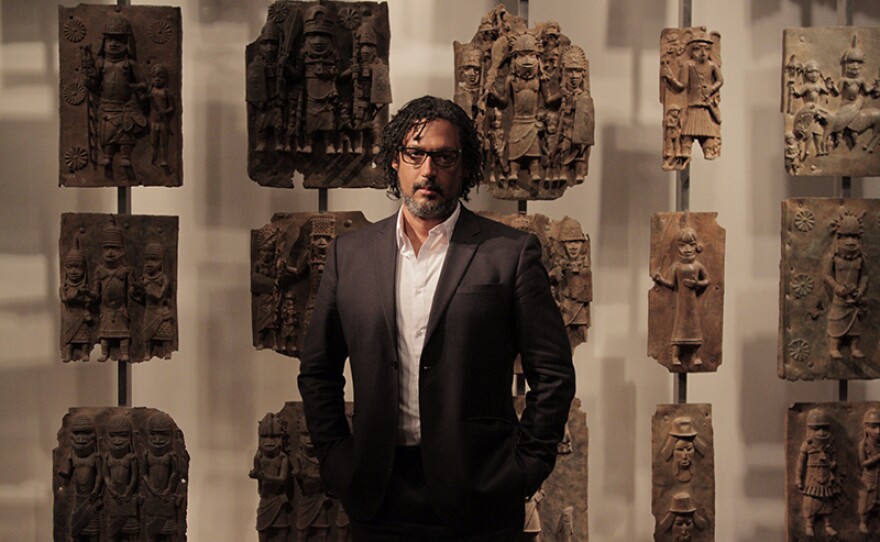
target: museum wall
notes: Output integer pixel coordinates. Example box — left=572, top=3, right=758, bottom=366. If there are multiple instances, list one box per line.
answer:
left=2, top=0, right=880, bottom=540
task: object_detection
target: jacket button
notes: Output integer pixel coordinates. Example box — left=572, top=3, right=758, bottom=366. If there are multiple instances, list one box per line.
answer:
left=390, top=360, right=398, bottom=369
left=421, top=365, right=431, bottom=371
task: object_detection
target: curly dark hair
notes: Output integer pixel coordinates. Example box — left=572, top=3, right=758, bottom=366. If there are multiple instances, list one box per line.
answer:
left=377, top=95, right=483, bottom=201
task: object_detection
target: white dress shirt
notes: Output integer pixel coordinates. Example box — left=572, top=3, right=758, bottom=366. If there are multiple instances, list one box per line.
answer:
left=394, top=203, right=461, bottom=445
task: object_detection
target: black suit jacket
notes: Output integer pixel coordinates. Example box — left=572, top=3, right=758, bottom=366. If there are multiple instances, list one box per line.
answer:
left=297, top=206, right=575, bottom=530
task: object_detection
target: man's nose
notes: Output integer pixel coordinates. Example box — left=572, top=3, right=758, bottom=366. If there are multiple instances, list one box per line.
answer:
left=419, top=155, right=437, bottom=177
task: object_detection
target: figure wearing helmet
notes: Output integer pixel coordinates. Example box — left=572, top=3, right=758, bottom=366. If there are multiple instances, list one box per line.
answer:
left=661, top=29, right=723, bottom=161
left=490, top=32, right=545, bottom=186
left=796, top=409, right=840, bottom=538
left=549, top=217, right=591, bottom=346
left=340, top=21, right=391, bottom=155
left=61, top=236, right=95, bottom=362
left=454, top=43, right=483, bottom=121
left=104, top=413, right=140, bottom=542
left=559, top=45, right=594, bottom=185
left=250, top=413, right=292, bottom=542
left=252, top=224, right=280, bottom=351
left=825, top=210, right=868, bottom=360
left=81, top=13, right=148, bottom=181
left=298, top=5, right=342, bottom=155
left=91, top=219, right=136, bottom=362
left=247, top=22, right=288, bottom=153
left=825, top=34, right=880, bottom=151
left=58, top=413, right=103, bottom=542
left=141, top=241, right=174, bottom=360
left=143, top=412, right=181, bottom=542
left=292, top=419, right=332, bottom=542
left=860, top=408, right=880, bottom=534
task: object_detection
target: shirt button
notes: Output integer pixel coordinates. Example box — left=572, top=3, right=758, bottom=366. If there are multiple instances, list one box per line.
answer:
left=416, top=329, right=424, bottom=337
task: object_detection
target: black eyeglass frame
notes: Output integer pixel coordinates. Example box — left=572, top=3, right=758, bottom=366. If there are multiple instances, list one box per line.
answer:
left=397, top=146, right=462, bottom=168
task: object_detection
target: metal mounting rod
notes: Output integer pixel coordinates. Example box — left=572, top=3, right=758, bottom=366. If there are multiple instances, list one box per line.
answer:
left=319, top=188, right=329, bottom=213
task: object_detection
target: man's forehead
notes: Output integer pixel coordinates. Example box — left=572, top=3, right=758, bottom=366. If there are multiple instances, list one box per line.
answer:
left=403, top=118, right=459, bottom=146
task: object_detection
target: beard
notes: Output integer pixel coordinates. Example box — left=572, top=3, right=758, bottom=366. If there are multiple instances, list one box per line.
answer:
left=402, top=181, right=458, bottom=220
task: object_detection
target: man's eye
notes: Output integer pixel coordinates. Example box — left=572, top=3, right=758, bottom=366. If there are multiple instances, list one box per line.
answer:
left=406, top=149, right=426, bottom=159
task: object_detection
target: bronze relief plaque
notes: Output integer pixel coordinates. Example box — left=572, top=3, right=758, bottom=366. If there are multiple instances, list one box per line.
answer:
left=246, top=1, right=391, bottom=189
left=648, top=212, right=725, bottom=373
left=59, top=4, right=183, bottom=187
left=60, top=213, right=179, bottom=363
left=252, top=402, right=353, bottom=541
left=660, top=27, right=723, bottom=171
left=454, top=6, right=595, bottom=200
left=782, top=27, right=880, bottom=177
left=53, top=407, right=189, bottom=542
left=652, top=404, right=714, bottom=542
left=251, top=211, right=370, bottom=357
left=779, top=199, right=880, bottom=380
left=479, top=211, right=591, bottom=351
left=785, top=402, right=880, bottom=540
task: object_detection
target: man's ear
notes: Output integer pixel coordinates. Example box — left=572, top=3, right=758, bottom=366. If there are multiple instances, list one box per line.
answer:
left=391, top=158, right=399, bottom=172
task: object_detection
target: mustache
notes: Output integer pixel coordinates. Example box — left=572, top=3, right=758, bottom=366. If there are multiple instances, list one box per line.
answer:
left=413, top=180, right=443, bottom=195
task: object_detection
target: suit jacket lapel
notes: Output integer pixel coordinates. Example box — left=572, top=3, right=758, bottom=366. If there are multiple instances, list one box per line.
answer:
left=423, top=207, right=481, bottom=347
left=372, top=214, right=399, bottom=354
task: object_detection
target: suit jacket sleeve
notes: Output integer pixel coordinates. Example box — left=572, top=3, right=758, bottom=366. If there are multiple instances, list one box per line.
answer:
left=297, top=239, right=352, bottom=467
left=515, top=233, right=576, bottom=496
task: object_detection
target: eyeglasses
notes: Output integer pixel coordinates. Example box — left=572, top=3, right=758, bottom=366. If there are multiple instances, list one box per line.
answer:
left=397, top=146, right=461, bottom=168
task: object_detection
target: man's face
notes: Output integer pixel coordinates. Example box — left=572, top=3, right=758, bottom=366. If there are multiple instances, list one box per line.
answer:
left=103, top=244, right=123, bottom=266
left=461, top=65, right=480, bottom=86
left=839, top=233, right=861, bottom=255
left=260, top=39, right=278, bottom=61
left=674, top=439, right=695, bottom=470
left=846, top=59, right=863, bottom=78
left=564, top=240, right=582, bottom=259
left=104, top=34, right=127, bottom=56
left=144, top=255, right=162, bottom=275
left=866, top=422, right=880, bottom=443
left=565, top=67, right=584, bottom=90
left=306, top=32, right=331, bottom=54
left=514, top=49, right=539, bottom=76
left=392, top=119, right=463, bottom=222
left=672, top=515, right=694, bottom=541
left=678, top=238, right=697, bottom=261
left=805, top=67, right=820, bottom=82
left=359, top=43, right=376, bottom=64
left=65, top=261, right=84, bottom=283
left=260, top=433, right=282, bottom=457
left=810, top=423, right=831, bottom=441
left=691, top=42, right=709, bottom=63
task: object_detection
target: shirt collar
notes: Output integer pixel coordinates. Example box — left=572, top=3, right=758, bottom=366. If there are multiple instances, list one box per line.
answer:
left=395, top=201, right=461, bottom=251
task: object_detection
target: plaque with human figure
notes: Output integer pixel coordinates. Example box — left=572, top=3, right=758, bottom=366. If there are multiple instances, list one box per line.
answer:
left=251, top=402, right=353, bottom=542
left=779, top=199, right=880, bottom=380
left=652, top=404, right=714, bottom=542
left=782, top=28, right=880, bottom=177
left=453, top=6, right=595, bottom=200
left=648, top=212, right=725, bottom=373
left=246, top=1, right=391, bottom=188
left=478, top=211, right=591, bottom=350
left=513, top=397, right=588, bottom=541
left=53, top=407, right=189, bottom=542
left=660, top=27, right=723, bottom=171
left=60, top=213, right=178, bottom=364
left=59, top=4, right=182, bottom=187
left=251, top=211, right=370, bottom=357
left=785, top=402, right=880, bottom=540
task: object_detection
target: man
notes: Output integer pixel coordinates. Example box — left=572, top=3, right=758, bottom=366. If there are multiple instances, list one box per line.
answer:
left=298, top=95, right=575, bottom=540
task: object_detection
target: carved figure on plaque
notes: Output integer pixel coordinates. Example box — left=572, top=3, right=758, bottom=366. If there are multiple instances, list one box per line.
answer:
left=657, top=492, right=707, bottom=542
left=253, top=403, right=353, bottom=541
left=142, top=412, right=184, bottom=542
left=53, top=407, right=188, bottom=542
left=652, top=227, right=710, bottom=367
left=103, top=413, right=140, bottom=542
left=660, top=27, right=723, bottom=170
left=859, top=408, right=880, bottom=534
left=478, top=212, right=592, bottom=351
left=61, top=235, right=96, bottom=362
left=141, top=241, right=175, bottom=360
left=796, top=408, right=841, bottom=538
left=246, top=2, right=391, bottom=189
left=826, top=209, right=869, bottom=361
left=293, top=422, right=332, bottom=541
left=57, top=413, right=103, bottom=542
left=61, top=213, right=179, bottom=363
left=779, top=199, right=880, bottom=380
left=522, top=487, right=544, bottom=540
left=58, top=5, right=182, bottom=186
left=250, top=413, right=292, bottom=542
left=652, top=404, right=714, bottom=542
left=782, top=28, right=880, bottom=176
left=92, top=219, right=136, bottom=363
left=649, top=213, right=725, bottom=373
left=454, top=8, right=593, bottom=199
left=251, top=212, right=370, bottom=358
